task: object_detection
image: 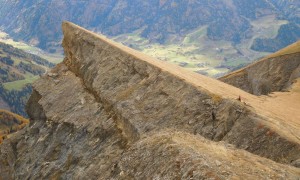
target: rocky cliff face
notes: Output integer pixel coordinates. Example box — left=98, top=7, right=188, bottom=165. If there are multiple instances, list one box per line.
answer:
left=0, top=22, right=300, bottom=179
left=220, top=41, right=300, bottom=95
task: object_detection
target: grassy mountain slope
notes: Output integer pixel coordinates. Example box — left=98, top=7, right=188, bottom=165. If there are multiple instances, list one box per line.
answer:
left=219, top=40, right=300, bottom=95
left=262, top=39, right=300, bottom=58
left=0, top=109, right=29, bottom=144
left=0, top=42, right=54, bottom=88
left=0, top=30, right=63, bottom=64
left=251, top=22, right=300, bottom=52
left=0, top=42, right=54, bottom=116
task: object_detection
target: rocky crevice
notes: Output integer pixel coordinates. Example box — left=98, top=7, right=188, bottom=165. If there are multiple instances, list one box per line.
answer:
left=78, top=70, right=141, bottom=145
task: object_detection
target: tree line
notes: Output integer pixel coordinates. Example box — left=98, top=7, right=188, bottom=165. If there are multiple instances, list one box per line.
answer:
left=0, top=84, right=32, bottom=117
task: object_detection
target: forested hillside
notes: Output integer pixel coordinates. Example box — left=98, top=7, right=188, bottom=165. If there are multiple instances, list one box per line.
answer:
left=0, top=109, right=29, bottom=144
left=0, top=0, right=298, bottom=52
left=0, top=42, right=54, bottom=116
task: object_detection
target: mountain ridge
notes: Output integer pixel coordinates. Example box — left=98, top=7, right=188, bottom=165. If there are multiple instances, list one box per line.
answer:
left=0, top=22, right=299, bottom=179
left=62, top=22, right=300, bottom=146
left=219, top=40, right=300, bottom=95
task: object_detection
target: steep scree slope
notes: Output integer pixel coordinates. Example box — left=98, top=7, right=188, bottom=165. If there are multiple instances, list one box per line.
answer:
left=0, top=22, right=300, bottom=179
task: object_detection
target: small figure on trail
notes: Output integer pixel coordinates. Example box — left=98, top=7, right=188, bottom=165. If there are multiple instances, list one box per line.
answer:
left=237, top=95, right=242, bottom=102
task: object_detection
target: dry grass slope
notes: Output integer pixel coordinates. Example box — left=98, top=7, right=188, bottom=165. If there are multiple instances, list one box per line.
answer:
left=0, top=109, right=29, bottom=144
left=222, top=40, right=300, bottom=79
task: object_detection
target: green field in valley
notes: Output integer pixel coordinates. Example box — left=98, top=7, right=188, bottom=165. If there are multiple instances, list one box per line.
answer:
left=0, top=31, right=63, bottom=64
left=112, top=15, right=287, bottom=77
left=1, top=15, right=286, bottom=78
left=3, top=74, right=39, bottom=91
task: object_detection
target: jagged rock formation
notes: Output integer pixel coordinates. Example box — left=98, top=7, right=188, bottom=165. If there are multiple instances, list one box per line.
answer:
left=220, top=40, right=300, bottom=95
left=0, top=22, right=300, bottom=179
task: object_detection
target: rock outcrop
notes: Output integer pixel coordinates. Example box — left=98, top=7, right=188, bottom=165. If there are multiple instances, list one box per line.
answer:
left=0, top=22, right=300, bottom=179
left=220, top=40, right=300, bottom=95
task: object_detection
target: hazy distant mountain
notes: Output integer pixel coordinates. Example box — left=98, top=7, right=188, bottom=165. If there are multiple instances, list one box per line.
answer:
left=0, top=0, right=299, bottom=53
